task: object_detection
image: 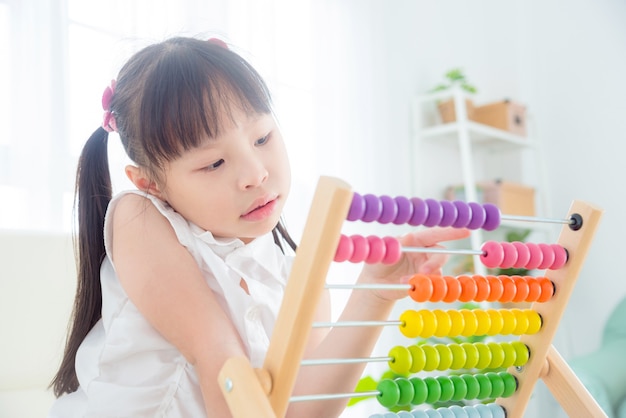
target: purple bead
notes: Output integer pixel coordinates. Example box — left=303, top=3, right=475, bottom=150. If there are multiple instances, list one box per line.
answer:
left=439, top=200, right=458, bottom=227
left=423, top=198, right=443, bottom=227
left=409, top=197, right=429, bottom=226
left=482, top=203, right=501, bottom=231
left=393, top=196, right=413, bottom=225
left=452, top=201, right=471, bottom=228
left=466, top=202, right=486, bottom=230
left=362, top=194, right=382, bottom=222
left=347, top=193, right=365, bottom=221
left=378, top=195, right=398, bottom=224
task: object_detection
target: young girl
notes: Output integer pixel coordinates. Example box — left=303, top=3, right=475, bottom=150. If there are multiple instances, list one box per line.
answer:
left=49, top=36, right=468, bottom=417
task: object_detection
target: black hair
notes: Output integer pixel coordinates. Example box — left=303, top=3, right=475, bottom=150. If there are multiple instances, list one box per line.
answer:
left=51, top=37, right=296, bottom=397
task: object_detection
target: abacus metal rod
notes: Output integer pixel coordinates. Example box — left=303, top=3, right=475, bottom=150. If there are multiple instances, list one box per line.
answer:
left=290, top=390, right=380, bottom=403
left=312, top=320, right=403, bottom=328
left=301, top=356, right=392, bottom=366
left=501, top=213, right=574, bottom=225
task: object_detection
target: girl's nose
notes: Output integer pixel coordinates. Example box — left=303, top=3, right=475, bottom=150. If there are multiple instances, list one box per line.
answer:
left=239, top=158, right=268, bottom=190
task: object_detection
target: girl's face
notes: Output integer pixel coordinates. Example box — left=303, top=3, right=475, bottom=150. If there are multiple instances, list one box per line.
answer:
left=156, top=108, right=291, bottom=243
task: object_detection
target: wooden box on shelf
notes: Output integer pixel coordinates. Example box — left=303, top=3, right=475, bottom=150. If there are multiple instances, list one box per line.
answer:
left=445, top=179, right=536, bottom=217
left=473, top=100, right=527, bottom=136
left=437, top=98, right=476, bottom=123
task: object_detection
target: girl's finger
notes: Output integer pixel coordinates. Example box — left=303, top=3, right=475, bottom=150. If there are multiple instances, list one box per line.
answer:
left=400, top=227, right=469, bottom=248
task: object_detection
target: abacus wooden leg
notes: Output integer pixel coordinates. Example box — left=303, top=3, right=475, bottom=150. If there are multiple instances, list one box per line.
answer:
left=542, top=345, right=608, bottom=418
left=498, top=200, right=603, bottom=418
left=218, top=356, right=276, bottom=418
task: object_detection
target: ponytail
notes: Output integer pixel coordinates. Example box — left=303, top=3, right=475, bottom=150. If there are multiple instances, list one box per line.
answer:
left=51, top=127, right=112, bottom=396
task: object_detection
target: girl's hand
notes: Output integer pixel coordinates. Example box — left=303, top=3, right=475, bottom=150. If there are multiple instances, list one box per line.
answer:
left=357, top=227, right=470, bottom=301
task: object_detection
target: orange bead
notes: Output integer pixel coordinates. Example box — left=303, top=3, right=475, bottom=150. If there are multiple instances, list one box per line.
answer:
left=443, top=275, right=462, bottom=302
left=537, top=278, right=555, bottom=302
left=525, top=277, right=542, bottom=302
left=430, top=275, right=448, bottom=302
left=473, top=275, right=490, bottom=302
left=499, top=275, right=516, bottom=303
left=408, top=274, right=433, bottom=302
left=458, top=275, right=478, bottom=302
left=486, top=275, right=504, bottom=302
left=512, top=276, right=530, bottom=303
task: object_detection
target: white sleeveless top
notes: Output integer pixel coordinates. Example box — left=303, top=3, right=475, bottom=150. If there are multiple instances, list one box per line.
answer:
left=48, top=190, right=293, bottom=417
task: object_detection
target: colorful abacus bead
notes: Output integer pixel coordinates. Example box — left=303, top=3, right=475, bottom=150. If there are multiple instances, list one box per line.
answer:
left=480, top=241, right=568, bottom=270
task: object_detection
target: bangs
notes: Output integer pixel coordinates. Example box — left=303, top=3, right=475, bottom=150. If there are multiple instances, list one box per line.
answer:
left=136, top=39, right=272, bottom=166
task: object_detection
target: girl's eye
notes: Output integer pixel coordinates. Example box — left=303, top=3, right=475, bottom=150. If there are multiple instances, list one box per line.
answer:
left=255, top=134, right=270, bottom=146
left=204, top=159, right=224, bottom=171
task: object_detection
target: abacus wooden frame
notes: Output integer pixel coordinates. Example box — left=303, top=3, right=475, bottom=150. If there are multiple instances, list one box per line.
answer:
left=218, top=176, right=606, bottom=418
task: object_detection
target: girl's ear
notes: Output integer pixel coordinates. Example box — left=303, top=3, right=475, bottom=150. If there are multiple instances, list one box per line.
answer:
left=125, top=165, right=163, bottom=198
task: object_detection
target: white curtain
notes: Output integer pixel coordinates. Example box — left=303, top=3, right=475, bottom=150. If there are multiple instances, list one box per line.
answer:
left=0, top=0, right=371, bottom=237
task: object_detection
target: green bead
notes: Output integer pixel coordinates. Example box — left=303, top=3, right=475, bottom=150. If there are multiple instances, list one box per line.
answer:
left=422, top=345, right=440, bottom=371
left=500, top=372, right=518, bottom=397
left=410, top=377, right=428, bottom=405
left=396, top=378, right=415, bottom=406
left=435, top=344, right=453, bottom=371
left=512, top=341, right=530, bottom=367
left=487, top=342, right=505, bottom=369
left=486, top=372, right=505, bottom=398
left=461, top=374, right=480, bottom=399
left=436, top=375, right=454, bottom=402
left=449, top=375, right=468, bottom=401
left=475, top=373, right=493, bottom=399
left=389, top=345, right=412, bottom=375
left=424, top=376, right=442, bottom=404
left=409, top=345, right=426, bottom=373
left=475, top=343, right=492, bottom=370
left=376, top=379, right=400, bottom=408
left=461, top=342, right=479, bottom=369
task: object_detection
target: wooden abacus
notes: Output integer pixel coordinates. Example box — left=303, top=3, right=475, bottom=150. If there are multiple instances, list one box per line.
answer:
left=218, top=176, right=606, bottom=418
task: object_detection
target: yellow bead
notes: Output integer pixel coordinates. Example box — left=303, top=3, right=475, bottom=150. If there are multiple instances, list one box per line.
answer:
left=419, top=309, right=437, bottom=338
left=460, top=309, right=478, bottom=337
left=512, top=309, right=529, bottom=335
left=388, top=345, right=412, bottom=375
left=399, top=310, right=422, bottom=338
left=433, top=309, right=452, bottom=337
left=461, top=342, right=479, bottom=369
left=486, top=309, right=504, bottom=335
left=447, top=309, right=465, bottom=337
left=422, top=345, right=440, bottom=371
left=435, top=344, right=453, bottom=371
left=525, top=309, right=542, bottom=334
left=449, top=344, right=467, bottom=370
left=475, top=343, right=492, bottom=370
left=408, top=345, right=426, bottom=373
left=512, top=341, right=530, bottom=367
left=501, top=342, right=517, bottom=368
left=499, top=309, right=516, bottom=335
left=487, top=342, right=505, bottom=369
left=474, top=309, right=491, bottom=336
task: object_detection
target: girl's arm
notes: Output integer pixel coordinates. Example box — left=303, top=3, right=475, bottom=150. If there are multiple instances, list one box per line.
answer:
left=110, top=194, right=243, bottom=417
left=288, top=227, right=470, bottom=417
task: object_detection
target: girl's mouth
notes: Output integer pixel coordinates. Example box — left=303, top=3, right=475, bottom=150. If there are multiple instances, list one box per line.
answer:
left=241, top=196, right=278, bottom=221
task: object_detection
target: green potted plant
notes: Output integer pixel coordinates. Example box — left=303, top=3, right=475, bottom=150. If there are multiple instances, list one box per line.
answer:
left=430, top=68, right=477, bottom=123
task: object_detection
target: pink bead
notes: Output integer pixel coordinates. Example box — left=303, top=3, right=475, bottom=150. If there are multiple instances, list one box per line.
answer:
left=349, top=235, right=369, bottom=263
left=550, top=244, right=568, bottom=269
left=537, top=243, right=556, bottom=270
left=382, top=236, right=402, bottom=264
left=365, top=235, right=386, bottom=264
left=334, top=234, right=354, bottom=262
left=512, top=241, right=530, bottom=269
left=525, top=243, right=543, bottom=270
left=500, top=242, right=518, bottom=269
left=480, top=241, right=505, bottom=268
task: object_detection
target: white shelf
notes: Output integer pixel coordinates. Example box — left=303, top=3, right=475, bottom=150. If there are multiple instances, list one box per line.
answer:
left=419, top=121, right=533, bottom=148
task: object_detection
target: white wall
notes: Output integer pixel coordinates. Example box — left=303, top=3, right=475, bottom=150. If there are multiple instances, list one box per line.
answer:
left=310, top=0, right=626, bottom=359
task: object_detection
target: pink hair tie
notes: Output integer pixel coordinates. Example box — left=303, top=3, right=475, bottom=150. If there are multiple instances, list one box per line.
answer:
left=101, top=79, right=117, bottom=132
left=207, top=37, right=228, bottom=49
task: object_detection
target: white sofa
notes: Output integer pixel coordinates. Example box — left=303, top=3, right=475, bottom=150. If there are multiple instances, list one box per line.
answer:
left=0, top=231, right=76, bottom=417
